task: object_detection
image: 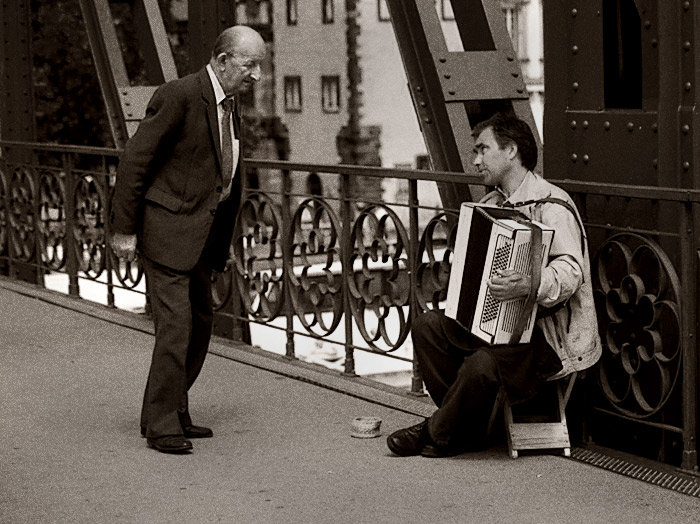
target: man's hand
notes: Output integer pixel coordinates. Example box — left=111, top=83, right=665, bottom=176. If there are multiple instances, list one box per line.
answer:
left=111, top=232, right=137, bottom=262
left=487, top=269, right=531, bottom=301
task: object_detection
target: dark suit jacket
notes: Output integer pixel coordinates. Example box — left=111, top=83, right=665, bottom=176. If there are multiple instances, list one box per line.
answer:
left=111, top=67, right=241, bottom=273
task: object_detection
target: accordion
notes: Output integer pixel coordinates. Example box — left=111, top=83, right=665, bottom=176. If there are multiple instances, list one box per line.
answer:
left=445, top=203, right=554, bottom=345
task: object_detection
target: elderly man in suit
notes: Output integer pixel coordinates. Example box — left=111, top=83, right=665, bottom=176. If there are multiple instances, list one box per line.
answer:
left=110, top=26, right=266, bottom=454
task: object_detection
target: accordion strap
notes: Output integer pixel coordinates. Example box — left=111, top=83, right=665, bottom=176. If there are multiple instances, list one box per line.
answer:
left=508, top=221, right=543, bottom=345
left=502, top=196, right=586, bottom=254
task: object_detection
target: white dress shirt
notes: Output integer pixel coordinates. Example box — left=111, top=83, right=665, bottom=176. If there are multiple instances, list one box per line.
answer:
left=206, top=64, right=239, bottom=201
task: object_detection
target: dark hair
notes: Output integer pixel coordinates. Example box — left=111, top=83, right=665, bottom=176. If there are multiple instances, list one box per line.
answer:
left=472, top=112, right=538, bottom=171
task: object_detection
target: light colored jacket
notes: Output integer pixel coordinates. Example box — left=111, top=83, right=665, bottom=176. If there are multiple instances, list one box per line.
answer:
left=481, top=172, right=602, bottom=378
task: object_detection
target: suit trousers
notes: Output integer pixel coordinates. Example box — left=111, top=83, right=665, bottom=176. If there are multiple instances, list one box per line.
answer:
left=139, top=225, right=217, bottom=438
left=412, top=311, right=502, bottom=447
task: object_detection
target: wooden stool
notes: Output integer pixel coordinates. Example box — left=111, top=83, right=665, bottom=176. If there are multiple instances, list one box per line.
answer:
left=488, top=372, right=578, bottom=459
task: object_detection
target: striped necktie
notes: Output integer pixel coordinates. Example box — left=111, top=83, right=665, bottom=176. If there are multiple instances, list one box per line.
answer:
left=220, top=97, right=234, bottom=193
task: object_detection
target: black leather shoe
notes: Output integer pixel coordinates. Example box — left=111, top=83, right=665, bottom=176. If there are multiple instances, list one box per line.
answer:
left=420, top=442, right=468, bottom=458
left=146, top=436, right=193, bottom=454
left=386, top=419, right=430, bottom=456
left=183, top=424, right=213, bottom=439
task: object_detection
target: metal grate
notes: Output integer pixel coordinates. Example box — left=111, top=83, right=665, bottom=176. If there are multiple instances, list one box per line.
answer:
left=571, top=447, right=700, bottom=498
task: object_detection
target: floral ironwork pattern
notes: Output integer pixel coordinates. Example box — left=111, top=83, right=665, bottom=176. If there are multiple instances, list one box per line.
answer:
left=38, top=169, right=66, bottom=270
left=73, top=175, right=105, bottom=279
left=592, top=233, right=682, bottom=418
left=348, top=204, right=410, bottom=352
left=287, top=197, right=342, bottom=337
left=233, top=192, right=284, bottom=320
left=0, top=168, right=7, bottom=259
left=415, top=211, right=459, bottom=312
left=8, top=167, right=36, bottom=262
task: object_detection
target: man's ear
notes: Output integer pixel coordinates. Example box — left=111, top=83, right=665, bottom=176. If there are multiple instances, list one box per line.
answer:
left=214, top=53, right=227, bottom=71
left=507, top=141, right=519, bottom=162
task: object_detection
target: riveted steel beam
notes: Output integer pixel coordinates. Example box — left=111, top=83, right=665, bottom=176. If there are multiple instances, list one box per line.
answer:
left=78, top=0, right=177, bottom=147
left=384, top=0, right=542, bottom=211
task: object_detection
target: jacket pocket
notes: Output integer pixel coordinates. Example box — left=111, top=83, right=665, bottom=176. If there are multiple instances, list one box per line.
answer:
left=144, top=185, right=183, bottom=213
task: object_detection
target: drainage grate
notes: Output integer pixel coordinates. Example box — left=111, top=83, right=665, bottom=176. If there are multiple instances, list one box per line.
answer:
left=571, top=447, right=700, bottom=498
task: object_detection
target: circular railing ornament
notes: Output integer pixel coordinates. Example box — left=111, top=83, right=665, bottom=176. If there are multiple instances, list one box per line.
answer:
left=592, top=233, right=682, bottom=418
left=0, top=167, right=8, bottom=258
left=8, top=167, right=36, bottom=262
left=415, top=211, right=458, bottom=312
left=73, top=175, right=106, bottom=279
left=38, top=170, right=66, bottom=271
left=287, top=197, right=342, bottom=337
left=233, top=193, right=285, bottom=321
left=348, top=204, right=410, bottom=352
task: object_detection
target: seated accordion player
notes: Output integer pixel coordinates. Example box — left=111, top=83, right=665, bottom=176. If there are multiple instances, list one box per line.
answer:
left=445, top=203, right=554, bottom=345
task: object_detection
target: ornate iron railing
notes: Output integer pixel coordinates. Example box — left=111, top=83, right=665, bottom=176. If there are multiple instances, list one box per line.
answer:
left=1, top=142, right=698, bottom=470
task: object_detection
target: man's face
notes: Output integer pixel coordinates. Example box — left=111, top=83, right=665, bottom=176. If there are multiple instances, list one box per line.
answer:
left=472, top=127, right=513, bottom=187
left=218, top=40, right=266, bottom=95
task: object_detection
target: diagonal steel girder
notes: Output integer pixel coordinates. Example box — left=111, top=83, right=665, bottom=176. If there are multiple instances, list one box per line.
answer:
left=78, top=0, right=178, bottom=148
left=384, top=0, right=542, bottom=211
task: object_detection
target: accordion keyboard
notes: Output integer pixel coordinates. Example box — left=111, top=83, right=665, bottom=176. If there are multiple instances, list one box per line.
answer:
left=481, top=236, right=534, bottom=336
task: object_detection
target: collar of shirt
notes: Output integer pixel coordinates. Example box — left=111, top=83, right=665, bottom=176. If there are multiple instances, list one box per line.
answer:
left=497, top=171, right=539, bottom=205
left=206, top=64, right=234, bottom=107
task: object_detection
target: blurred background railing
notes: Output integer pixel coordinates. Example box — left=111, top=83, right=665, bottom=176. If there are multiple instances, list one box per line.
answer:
left=1, top=140, right=698, bottom=470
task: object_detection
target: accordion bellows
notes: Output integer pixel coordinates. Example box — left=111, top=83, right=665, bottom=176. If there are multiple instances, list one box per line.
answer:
left=445, top=203, right=554, bottom=345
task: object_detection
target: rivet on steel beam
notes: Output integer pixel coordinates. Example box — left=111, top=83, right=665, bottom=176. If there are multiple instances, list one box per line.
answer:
left=684, top=41, right=692, bottom=51
left=424, top=118, right=432, bottom=124
left=583, top=154, right=590, bottom=164
left=448, top=90, right=456, bottom=95
left=644, top=20, right=651, bottom=29
left=516, top=88, right=524, bottom=93
left=507, top=55, right=515, bottom=62
left=604, top=121, right=611, bottom=130
left=416, top=86, right=423, bottom=92
left=512, top=72, right=519, bottom=77
left=651, top=39, right=658, bottom=48
left=652, top=159, right=658, bottom=168
left=583, top=121, right=589, bottom=129
left=444, top=73, right=451, bottom=79
left=570, top=121, right=577, bottom=130
left=627, top=122, right=634, bottom=131
left=685, top=82, right=693, bottom=91
left=683, top=1, right=690, bottom=10
left=420, top=102, right=427, bottom=107
left=570, top=153, right=578, bottom=163
left=682, top=124, right=690, bottom=134
left=572, top=46, right=579, bottom=55
left=571, top=8, right=577, bottom=17
left=572, top=82, right=579, bottom=91
left=683, top=161, right=691, bottom=170
left=651, top=123, right=658, bottom=133
left=439, top=58, right=447, bottom=63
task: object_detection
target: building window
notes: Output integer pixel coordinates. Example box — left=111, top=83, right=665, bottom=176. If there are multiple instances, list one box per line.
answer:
left=287, top=0, right=298, bottom=25
left=322, top=0, right=334, bottom=24
left=441, top=0, right=454, bottom=20
left=236, top=1, right=272, bottom=25
left=378, top=0, right=390, bottom=22
left=321, top=76, right=340, bottom=113
left=502, top=2, right=526, bottom=60
left=284, top=76, right=302, bottom=112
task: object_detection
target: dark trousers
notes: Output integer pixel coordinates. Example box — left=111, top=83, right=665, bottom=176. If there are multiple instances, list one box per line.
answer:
left=140, top=236, right=215, bottom=438
left=413, top=310, right=502, bottom=447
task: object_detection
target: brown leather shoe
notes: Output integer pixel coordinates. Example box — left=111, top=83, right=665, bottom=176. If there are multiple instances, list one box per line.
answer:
left=183, top=424, right=213, bottom=439
left=386, top=419, right=430, bottom=456
left=146, top=436, right=193, bottom=454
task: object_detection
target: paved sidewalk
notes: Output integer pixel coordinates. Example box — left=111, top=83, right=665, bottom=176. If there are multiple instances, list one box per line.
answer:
left=2, top=282, right=700, bottom=524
